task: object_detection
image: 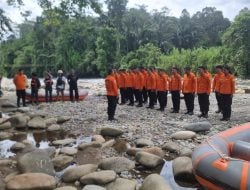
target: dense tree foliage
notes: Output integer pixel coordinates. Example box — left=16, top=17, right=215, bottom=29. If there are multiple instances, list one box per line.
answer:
left=0, top=0, right=249, bottom=78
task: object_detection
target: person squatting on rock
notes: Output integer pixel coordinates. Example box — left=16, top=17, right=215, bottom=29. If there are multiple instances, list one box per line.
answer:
left=13, top=68, right=28, bottom=107
left=105, top=69, right=119, bottom=121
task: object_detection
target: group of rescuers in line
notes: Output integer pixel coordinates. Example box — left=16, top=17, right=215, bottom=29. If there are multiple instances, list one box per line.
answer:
left=105, top=65, right=235, bottom=121
left=13, top=69, right=79, bottom=106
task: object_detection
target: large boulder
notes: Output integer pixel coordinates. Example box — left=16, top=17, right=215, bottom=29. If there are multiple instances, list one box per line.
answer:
left=183, top=121, right=212, bottom=132
left=140, top=174, right=172, bottom=190
left=135, top=152, right=164, bottom=169
left=10, top=142, right=26, bottom=152
left=0, top=121, right=12, bottom=130
left=172, top=157, right=197, bottom=187
left=9, top=114, right=29, bottom=129
left=0, top=132, right=13, bottom=140
left=52, top=138, right=76, bottom=146
left=6, top=173, right=56, bottom=190
left=135, top=138, right=154, bottom=147
left=80, top=170, right=116, bottom=185
left=82, top=185, right=106, bottom=190
left=27, top=116, right=46, bottom=129
left=62, top=164, right=98, bottom=183
left=98, top=157, right=135, bottom=173
left=170, top=131, right=196, bottom=140
left=52, top=155, right=74, bottom=171
left=106, top=178, right=136, bottom=190
left=100, top=128, right=123, bottom=137
left=17, top=149, right=55, bottom=176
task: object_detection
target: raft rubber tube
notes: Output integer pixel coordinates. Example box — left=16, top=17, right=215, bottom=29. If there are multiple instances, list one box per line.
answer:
left=25, top=89, right=88, bottom=102
left=192, top=122, right=250, bottom=190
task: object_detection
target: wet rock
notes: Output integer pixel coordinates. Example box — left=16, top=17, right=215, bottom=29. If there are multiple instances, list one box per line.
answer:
left=82, top=185, right=106, bottom=190
left=47, top=124, right=61, bottom=131
left=179, top=148, right=193, bottom=157
left=54, top=186, right=77, bottom=190
left=27, top=116, right=46, bottom=129
left=162, top=142, right=180, bottom=153
left=0, top=132, right=13, bottom=140
left=1, top=102, right=16, bottom=108
left=52, top=138, right=76, bottom=146
left=98, top=157, right=135, bottom=173
left=52, top=155, right=74, bottom=171
left=100, top=128, right=123, bottom=137
left=44, top=147, right=57, bottom=158
left=106, top=178, right=137, bottom=190
left=92, top=135, right=105, bottom=143
left=135, top=152, right=164, bottom=169
left=9, top=114, right=29, bottom=129
left=0, top=121, right=12, bottom=130
left=6, top=173, right=56, bottom=190
left=140, top=174, right=172, bottom=190
left=80, top=170, right=116, bottom=185
left=45, top=117, right=58, bottom=126
left=171, top=131, right=196, bottom=140
left=183, top=121, right=212, bottom=132
left=78, top=142, right=102, bottom=150
left=10, top=142, right=26, bottom=152
left=60, top=147, right=78, bottom=156
left=135, top=138, right=154, bottom=147
left=62, top=164, right=98, bottom=183
left=172, top=156, right=197, bottom=187
left=57, top=116, right=71, bottom=124
left=18, top=149, right=55, bottom=176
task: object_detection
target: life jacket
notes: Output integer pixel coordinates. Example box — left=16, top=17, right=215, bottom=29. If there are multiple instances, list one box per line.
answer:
left=45, top=76, right=53, bottom=87
left=31, top=78, right=41, bottom=89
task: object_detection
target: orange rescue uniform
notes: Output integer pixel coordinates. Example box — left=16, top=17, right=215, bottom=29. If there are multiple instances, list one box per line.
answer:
left=105, top=75, right=118, bottom=96
left=156, top=74, right=168, bottom=91
left=134, top=72, right=144, bottom=90
left=169, top=73, right=182, bottom=91
left=182, top=72, right=196, bottom=93
left=212, top=72, right=225, bottom=92
left=147, top=72, right=157, bottom=90
left=218, top=74, right=235, bottom=94
left=13, top=74, right=27, bottom=90
left=197, top=74, right=211, bottom=94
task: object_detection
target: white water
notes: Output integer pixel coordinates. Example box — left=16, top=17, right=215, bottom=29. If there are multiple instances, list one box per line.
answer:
left=0, top=140, right=16, bottom=158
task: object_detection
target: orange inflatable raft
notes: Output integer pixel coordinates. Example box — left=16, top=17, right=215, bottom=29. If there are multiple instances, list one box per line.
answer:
left=192, top=123, right=250, bottom=190
left=25, top=89, right=88, bottom=102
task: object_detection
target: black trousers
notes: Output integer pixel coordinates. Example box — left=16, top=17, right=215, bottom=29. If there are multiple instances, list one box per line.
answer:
left=133, top=89, right=138, bottom=102
left=157, top=91, right=167, bottom=110
left=171, top=91, right=180, bottom=111
left=142, top=87, right=148, bottom=103
left=215, top=91, right=222, bottom=111
left=120, top=88, right=126, bottom=104
left=16, top=90, right=26, bottom=107
left=127, top=87, right=134, bottom=105
left=184, top=93, right=195, bottom=112
left=107, top=95, right=117, bottom=120
left=221, top=94, right=232, bottom=119
left=31, top=88, right=38, bottom=103
left=198, top=93, right=209, bottom=114
left=149, top=90, right=157, bottom=107
left=69, top=86, right=79, bottom=101
left=45, top=86, right=52, bottom=102
left=135, top=89, right=143, bottom=106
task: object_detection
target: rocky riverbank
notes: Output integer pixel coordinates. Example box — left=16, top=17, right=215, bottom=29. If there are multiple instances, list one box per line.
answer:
left=0, top=78, right=250, bottom=190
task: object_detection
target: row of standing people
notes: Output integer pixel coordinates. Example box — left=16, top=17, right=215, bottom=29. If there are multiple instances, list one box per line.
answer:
left=105, top=65, right=235, bottom=121
left=13, top=69, right=79, bottom=106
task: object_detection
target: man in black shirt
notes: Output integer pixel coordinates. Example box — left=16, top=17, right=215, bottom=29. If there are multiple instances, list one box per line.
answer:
left=67, top=70, right=79, bottom=102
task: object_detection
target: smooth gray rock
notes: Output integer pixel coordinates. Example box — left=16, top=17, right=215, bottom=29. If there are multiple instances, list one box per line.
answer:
left=183, top=121, right=212, bottom=132
left=100, top=128, right=123, bottom=137
left=9, top=114, right=29, bottom=129
left=171, top=131, right=196, bottom=140
left=80, top=170, right=116, bottom=185
left=82, top=185, right=106, bottom=190
left=135, top=152, right=164, bottom=169
left=27, top=116, right=46, bottom=129
left=106, top=178, right=136, bottom=190
left=0, top=121, right=12, bottom=130
left=140, top=174, right=172, bottom=190
left=135, top=138, right=154, bottom=147
left=162, top=142, right=180, bottom=153
left=52, top=155, right=74, bottom=171
left=0, top=132, right=13, bottom=140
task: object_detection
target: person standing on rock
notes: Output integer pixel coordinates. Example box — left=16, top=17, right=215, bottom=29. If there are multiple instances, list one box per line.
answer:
left=182, top=67, right=196, bottom=115
left=156, top=69, right=169, bottom=111
left=147, top=68, right=157, bottom=109
left=134, top=68, right=144, bottom=107
left=218, top=66, right=235, bottom=121
left=44, top=71, right=53, bottom=103
left=56, top=70, right=67, bottom=101
left=169, top=67, right=182, bottom=113
left=13, top=68, right=28, bottom=107
left=118, top=69, right=126, bottom=105
left=105, top=69, right=119, bottom=121
left=67, top=69, right=79, bottom=102
left=212, top=65, right=224, bottom=113
left=197, top=66, right=211, bottom=118
left=126, top=69, right=134, bottom=106
left=30, top=73, right=41, bottom=105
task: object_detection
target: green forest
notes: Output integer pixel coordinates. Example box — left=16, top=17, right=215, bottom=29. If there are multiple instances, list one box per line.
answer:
left=0, top=0, right=250, bottom=78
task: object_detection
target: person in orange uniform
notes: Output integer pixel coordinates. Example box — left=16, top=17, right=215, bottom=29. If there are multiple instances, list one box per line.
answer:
left=134, top=68, right=144, bottom=107
left=204, top=66, right=212, bottom=79
left=218, top=66, right=235, bottom=121
left=182, top=67, right=196, bottom=115
left=156, top=69, right=168, bottom=111
left=13, top=68, right=28, bottom=107
left=212, top=65, right=224, bottom=113
left=141, top=67, right=148, bottom=103
left=147, top=68, right=157, bottom=109
left=126, top=69, right=134, bottom=106
left=197, top=66, right=211, bottom=118
left=119, top=69, right=127, bottom=105
left=105, top=69, right=119, bottom=121
left=169, top=67, right=182, bottom=113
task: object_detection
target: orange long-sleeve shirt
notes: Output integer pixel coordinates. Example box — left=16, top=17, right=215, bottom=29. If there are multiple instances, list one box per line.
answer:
left=169, top=73, right=182, bottom=91
left=125, top=73, right=133, bottom=88
left=147, top=72, right=157, bottom=90
left=134, top=72, right=144, bottom=90
left=142, top=70, right=148, bottom=88
left=156, top=74, right=168, bottom=91
left=212, top=72, right=224, bottom=92
left=218, top=74, right=235, bottom=94
left=197, top=74, right=211, bottom=94
left=205, top=71, right=212, bottom=79
left=182, top=73, right=196, bottom=93
left=105, top=75, right=118, bottom=96
left=119, top=73, right=126, bottom=88
left=13, top=74, right=27, bottom=90
left=114, top=73, right=120, bottom=88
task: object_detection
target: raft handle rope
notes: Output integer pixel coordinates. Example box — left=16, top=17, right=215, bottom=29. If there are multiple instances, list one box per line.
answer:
left=206, top=138, right=244, bottom=162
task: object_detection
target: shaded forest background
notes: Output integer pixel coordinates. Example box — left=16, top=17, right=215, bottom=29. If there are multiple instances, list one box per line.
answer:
left=0, top=0, right=250, bottom=78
